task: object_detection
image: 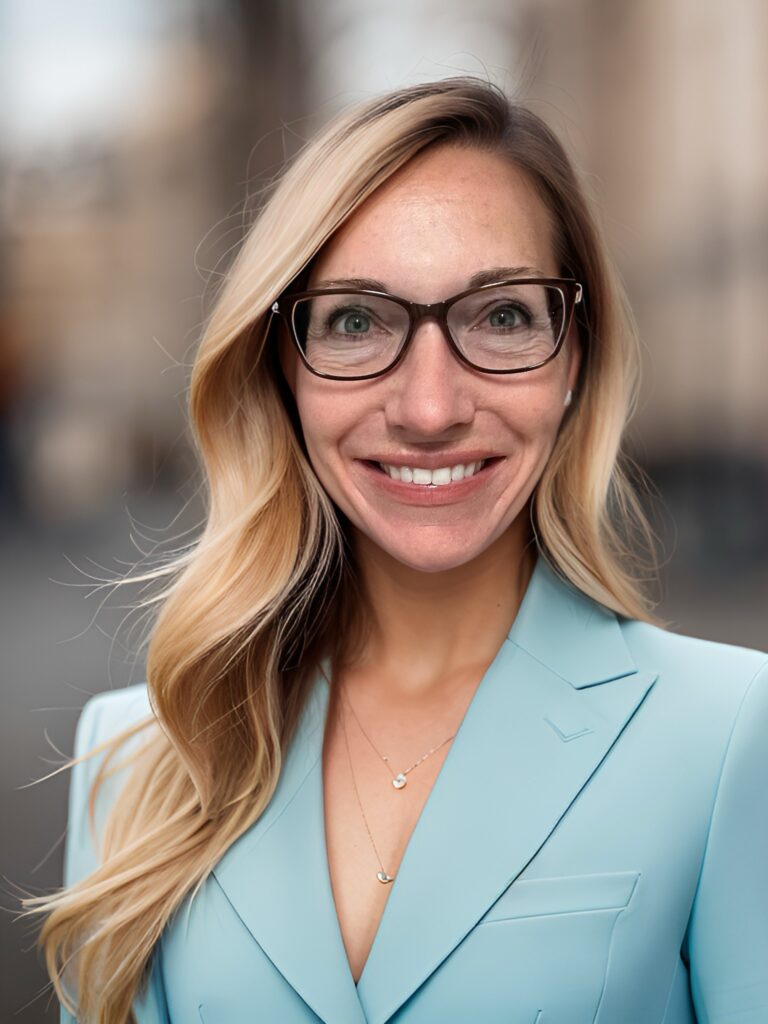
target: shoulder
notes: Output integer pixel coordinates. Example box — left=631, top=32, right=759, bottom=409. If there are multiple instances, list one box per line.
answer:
left=619, top=616, right=768, bottom=726
left=72, top=682, right=153, bottom=755
left=620, top=616, right=767, bottom=681
left=64, top=683, right=156, bottom=888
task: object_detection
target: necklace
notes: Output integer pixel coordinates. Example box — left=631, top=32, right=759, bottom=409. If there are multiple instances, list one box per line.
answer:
left=340, top=684, right=456, bottom=790
left=339, top=697, right=396, bottom=884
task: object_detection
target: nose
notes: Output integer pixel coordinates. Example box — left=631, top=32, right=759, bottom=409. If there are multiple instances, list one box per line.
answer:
left=385, top=318, right=475, bottom=437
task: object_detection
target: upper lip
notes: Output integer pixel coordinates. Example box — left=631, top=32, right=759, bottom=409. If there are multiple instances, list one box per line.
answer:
left=364, top=451, right=500, bottom=469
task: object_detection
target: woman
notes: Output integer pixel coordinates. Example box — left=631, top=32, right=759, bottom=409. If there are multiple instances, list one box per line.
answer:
left=23, top=77, right=768, bottom=1023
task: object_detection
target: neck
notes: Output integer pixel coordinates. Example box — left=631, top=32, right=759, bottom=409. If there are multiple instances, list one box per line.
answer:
left=345, top=514, right=536, bottom=704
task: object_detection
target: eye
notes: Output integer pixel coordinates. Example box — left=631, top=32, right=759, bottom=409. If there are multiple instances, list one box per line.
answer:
left=328, top=307, right=373, bottom=335
left=487, top=303, right=531, bottom=329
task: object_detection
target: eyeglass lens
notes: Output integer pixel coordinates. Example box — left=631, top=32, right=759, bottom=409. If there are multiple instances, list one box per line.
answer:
left=291, top=283, right=567, bottom=376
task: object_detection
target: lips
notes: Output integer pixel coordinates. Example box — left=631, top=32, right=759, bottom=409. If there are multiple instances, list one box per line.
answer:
left=357, top=456, right=504, bottom=505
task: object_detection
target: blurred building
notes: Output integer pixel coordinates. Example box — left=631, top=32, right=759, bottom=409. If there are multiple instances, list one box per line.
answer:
left=525, top=0, right=768, bottom=460
left=1, top=0, right=307, bottom=527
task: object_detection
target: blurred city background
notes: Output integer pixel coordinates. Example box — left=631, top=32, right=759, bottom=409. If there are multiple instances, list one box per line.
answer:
left=2, top=0, right=766, bottom=1018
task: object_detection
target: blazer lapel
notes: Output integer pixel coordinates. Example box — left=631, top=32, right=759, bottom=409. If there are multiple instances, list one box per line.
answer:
left=356, top=558, right=657, bottom=1024
left=212, top=673, right=365, bottom=1024
left=212, top=556, right=657, bottom=1024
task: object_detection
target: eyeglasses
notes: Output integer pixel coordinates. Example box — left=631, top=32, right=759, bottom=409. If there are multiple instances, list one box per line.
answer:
left=271, top=277, right=582, bottom=381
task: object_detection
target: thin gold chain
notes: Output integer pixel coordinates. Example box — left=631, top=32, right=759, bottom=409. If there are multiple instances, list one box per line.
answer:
left=339, top=696, right=395, bottom=883
left=339, top=684, right=456, bottom=789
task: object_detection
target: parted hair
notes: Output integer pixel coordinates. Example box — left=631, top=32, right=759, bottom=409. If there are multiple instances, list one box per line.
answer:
left=21, top=76, right=662, bottom=1022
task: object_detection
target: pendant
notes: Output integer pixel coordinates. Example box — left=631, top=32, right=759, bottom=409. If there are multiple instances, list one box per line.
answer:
left=392, top=773, right=407, bottom=789
left=376, top=870, right=395, bottom=884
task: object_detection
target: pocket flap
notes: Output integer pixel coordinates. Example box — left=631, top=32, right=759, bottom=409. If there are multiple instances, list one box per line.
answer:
left=480, top=869, right=640, bottom=924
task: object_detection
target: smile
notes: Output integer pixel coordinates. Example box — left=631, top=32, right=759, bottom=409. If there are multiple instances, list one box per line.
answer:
left=377, top=460, right=486, bottom=486
left=359, top=457, right=504, bottom=504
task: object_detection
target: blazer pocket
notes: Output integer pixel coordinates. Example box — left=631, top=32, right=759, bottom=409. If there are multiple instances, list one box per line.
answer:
left=478, top=869, right=640, bottom=925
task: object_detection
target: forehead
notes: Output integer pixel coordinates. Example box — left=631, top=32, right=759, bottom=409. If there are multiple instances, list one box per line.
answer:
left=309, top=144, right=558, bottom=295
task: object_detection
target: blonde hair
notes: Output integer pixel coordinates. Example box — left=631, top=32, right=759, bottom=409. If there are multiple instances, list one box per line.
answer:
left=21, top=76, right=663, bottom=1022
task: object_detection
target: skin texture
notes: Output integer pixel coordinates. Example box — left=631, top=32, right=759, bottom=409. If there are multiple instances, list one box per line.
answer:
left=280, top=142, right=582, bottom=700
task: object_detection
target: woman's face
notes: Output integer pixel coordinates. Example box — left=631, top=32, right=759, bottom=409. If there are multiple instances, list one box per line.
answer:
left=280, top=144, right=581, bottom=573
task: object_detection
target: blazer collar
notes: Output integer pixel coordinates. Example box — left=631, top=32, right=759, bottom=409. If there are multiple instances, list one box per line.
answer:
left=212, top=554, right=656, bottom=1024
left=507, top=555, right=637, bottom=687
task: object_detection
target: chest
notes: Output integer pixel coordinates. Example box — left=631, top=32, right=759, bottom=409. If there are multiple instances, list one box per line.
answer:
left=321, top=692, right=455, bottom=984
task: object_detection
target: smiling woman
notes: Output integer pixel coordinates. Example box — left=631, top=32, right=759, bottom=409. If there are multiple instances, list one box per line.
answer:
left=21, top=77, right=768, bottom=1024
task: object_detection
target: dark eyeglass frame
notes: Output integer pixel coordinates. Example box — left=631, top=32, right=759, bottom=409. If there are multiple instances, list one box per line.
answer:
left=271, top=277, right=583, bottom=381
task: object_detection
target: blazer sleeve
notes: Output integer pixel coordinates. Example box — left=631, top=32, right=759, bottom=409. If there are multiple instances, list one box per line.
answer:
left=683, top=657, right=768, bottom=1023
left=60, top=687, right=170, bottom=1024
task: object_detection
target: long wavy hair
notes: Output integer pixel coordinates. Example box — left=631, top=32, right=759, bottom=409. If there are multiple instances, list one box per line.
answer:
left=21, top=76, right=664, bottom=1022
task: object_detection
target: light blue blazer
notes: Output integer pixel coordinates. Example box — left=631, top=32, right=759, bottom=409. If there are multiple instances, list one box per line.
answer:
left=61, top=556, right=768, bottom=1023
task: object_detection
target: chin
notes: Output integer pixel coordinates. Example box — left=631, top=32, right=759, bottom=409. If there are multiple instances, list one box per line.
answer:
left=366, top=529, right=499, bottom=574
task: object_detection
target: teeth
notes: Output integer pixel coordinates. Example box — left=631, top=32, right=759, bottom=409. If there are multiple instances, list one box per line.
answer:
left=378, top=460, right=487, bottom=486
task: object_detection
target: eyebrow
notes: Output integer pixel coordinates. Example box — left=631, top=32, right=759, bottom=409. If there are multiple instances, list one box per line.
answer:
left=312, top=266, right=546, bottom=292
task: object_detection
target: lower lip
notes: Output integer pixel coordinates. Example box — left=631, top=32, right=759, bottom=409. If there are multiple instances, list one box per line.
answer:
left=356, top=458, right=504, bottom=506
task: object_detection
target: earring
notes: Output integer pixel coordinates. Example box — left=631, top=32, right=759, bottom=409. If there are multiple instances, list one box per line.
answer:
left=564, top=389, right=573, bottom=407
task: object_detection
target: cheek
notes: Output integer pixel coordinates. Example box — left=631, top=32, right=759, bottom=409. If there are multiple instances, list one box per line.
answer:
left=533, top=396, right=567, bottom=440
left=292, top=377, right=351, bottom=476
left=495, top=377, right=567, bottom=445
